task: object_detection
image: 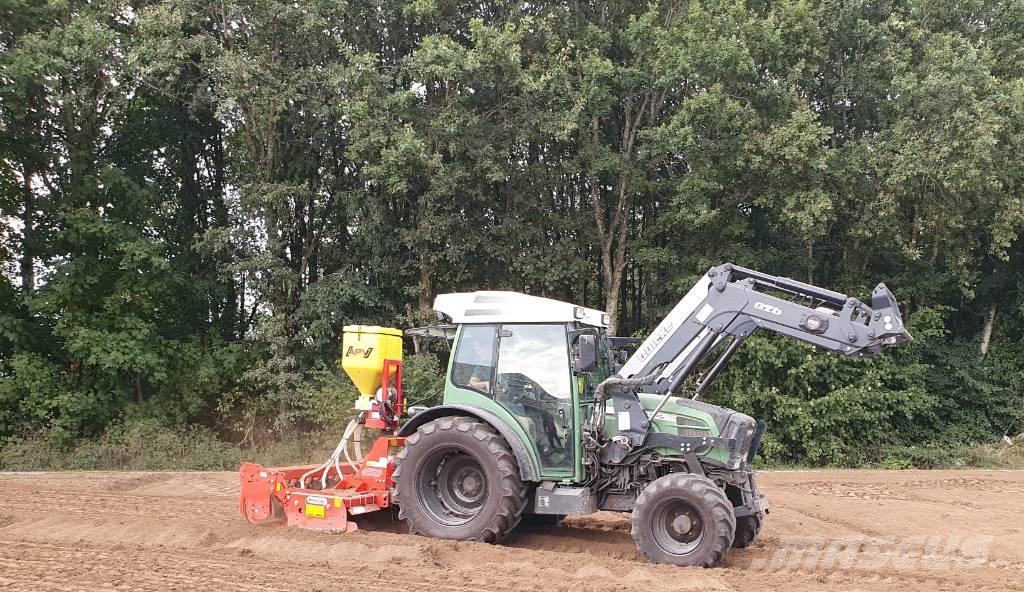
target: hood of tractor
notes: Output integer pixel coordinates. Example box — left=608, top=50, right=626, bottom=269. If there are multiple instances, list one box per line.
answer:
left=635, top=395, right=758, bottom=469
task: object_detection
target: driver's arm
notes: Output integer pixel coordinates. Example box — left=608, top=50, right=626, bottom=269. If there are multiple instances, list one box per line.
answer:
left=466, top=364, right=492, bottom=392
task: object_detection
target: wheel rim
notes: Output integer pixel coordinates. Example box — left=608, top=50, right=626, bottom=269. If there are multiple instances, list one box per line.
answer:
left=416, top=447, right=488, bottom=526
left=651, top=499, right=704, bottom=556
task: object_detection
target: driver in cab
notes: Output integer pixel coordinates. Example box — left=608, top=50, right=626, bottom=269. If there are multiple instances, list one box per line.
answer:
left=453, top=329, right=494, bottom=392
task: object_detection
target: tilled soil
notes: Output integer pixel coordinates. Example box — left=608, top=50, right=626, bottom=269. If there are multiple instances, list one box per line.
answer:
left=1, top=469, right=1021, bottom=591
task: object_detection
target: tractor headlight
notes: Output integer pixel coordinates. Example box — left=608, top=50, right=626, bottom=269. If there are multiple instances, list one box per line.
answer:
left=723, top=414, right=757, bottom=469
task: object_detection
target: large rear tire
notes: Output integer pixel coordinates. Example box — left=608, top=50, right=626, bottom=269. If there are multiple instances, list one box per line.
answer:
left=393, top=416, right=527, bottom=543
left=631, top=473, right=736, bottom=567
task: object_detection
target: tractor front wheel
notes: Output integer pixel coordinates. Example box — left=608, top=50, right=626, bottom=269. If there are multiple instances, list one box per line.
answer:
left=732, top=514, right=763, bottom=549
left=393, top=416, right=527, bottom=543
left=631, top=473, right=736, bottom=567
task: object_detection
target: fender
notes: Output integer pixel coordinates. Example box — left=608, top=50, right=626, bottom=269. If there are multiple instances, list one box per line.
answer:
left=396, top=404, right=539, bottom=482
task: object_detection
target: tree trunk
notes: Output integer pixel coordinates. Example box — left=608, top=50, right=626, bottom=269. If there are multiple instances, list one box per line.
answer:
left=418, top=262, right=433, bottom=311
left=604, top=184, right=630, bottom=336
left=406, top=303, right=421, bottom=354
left=589, top=102, right=645, bottom=336
left=594, top=177, right=631, bottom=336
left=807, top=240, right=815, bottom=285
left=979, top=303, right=996, bottom=357
left=20, top=164, right=35, bottom=293
left=211, top=127, right=237, bottom=339
left=416, top=194, right=433, bottom=311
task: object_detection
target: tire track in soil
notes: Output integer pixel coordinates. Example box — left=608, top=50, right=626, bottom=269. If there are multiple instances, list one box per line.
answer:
left=1, top=470, right=1022, bottom=592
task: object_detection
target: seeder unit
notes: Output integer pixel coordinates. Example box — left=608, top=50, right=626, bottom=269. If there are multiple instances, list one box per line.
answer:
left=238, top=325, right=405, bottom=532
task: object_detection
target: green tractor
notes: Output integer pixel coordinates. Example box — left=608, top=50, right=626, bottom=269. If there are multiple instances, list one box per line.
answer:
left=392, top=263, right=912, bottom=566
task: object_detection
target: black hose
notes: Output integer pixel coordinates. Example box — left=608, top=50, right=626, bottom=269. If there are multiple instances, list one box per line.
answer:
left=589, top=372, right=660, bottom=434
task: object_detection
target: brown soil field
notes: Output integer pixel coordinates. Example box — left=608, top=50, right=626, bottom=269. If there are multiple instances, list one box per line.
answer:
left=1, top=469, right=1021, bottom=591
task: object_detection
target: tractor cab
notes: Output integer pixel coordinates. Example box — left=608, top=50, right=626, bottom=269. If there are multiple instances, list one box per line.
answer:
left=422, top=290, right=758, bottom=483
left=431, top=292, right=612, bottom=481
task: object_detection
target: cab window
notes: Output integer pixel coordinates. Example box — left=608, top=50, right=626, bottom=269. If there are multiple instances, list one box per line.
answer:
left=451, top=325, right=497, bottom=394
left=495, top=325, right=571, bottom=401
left=493, top=324, right=573, bottom=470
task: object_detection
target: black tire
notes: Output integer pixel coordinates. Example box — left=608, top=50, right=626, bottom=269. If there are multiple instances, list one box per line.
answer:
left=393, top=416, right=528, bottom=543
left=732, top=514, right=762, bottom=549
left=631, top=473, right=736, bottom=567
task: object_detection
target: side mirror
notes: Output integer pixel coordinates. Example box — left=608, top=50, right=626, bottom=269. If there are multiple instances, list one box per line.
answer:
left=574, top=334, right=598, bottom=373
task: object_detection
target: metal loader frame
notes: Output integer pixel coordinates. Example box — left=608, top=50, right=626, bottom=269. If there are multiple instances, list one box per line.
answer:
left=583, top=263, right=911, bottom=513
left=599, top=263, right=911, bottom=443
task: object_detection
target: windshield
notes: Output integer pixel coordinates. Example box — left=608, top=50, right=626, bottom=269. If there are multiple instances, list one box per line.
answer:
left=496, top=325, right=571, bottom=400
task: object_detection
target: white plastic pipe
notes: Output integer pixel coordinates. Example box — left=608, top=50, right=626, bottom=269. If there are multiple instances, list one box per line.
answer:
left=322, top=419, right=360, bottom=489
left=302, top=422, right=353, bottom=489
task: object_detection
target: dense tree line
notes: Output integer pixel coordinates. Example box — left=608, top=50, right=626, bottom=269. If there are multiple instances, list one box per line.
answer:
left=2, top=0, right=1022, bottom=464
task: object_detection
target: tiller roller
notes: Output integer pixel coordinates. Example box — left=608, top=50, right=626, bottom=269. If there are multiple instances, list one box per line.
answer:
left=239, top=325, right=405, bottom=532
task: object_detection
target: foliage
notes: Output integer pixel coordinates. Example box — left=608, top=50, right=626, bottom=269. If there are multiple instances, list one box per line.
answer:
left=0, top=418, right=344, bottom=471
left=2, top=0, right=1023, bottom=467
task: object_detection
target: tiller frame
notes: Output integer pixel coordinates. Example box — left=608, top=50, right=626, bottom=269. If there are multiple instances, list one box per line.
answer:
left=239, top=359, right=405, bottom=532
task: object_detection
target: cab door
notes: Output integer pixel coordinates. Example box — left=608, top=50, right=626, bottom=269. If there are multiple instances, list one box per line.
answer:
left=492, top=324, right=574, bottom=476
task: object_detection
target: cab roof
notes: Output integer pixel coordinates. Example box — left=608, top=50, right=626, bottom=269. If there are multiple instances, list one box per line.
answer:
left=433, top=291, right=609, bottom=328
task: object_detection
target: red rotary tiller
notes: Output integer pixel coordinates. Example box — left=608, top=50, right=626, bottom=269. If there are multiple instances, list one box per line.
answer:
left=239, top=326, right=405, bottom=532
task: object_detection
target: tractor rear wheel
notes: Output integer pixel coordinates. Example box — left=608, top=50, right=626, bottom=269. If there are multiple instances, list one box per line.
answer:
left=393, top=416, right=527, bottom=543
left=631, top=473, right=736, bottom=567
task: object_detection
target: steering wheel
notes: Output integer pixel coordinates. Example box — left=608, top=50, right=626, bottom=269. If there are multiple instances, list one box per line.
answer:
left=497, top=375, right=536, bottom=404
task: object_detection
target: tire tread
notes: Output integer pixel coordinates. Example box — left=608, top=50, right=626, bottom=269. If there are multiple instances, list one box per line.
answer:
left=393, top=416, right=527, bottom=543
left=631, top=473, right=736, bottom=567
left=732, top=514, right=762, bottom=549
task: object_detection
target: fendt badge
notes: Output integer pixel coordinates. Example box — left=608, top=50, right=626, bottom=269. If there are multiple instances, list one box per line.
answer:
left=753, top=302, right=782, bottom=316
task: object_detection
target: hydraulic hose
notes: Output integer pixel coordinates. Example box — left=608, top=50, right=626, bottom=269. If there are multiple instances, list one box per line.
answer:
left=590, top=371, right=660, bottom=435
left=342, top=418, right=363, bottom=475
left=301, top=430, right=347, bottom=489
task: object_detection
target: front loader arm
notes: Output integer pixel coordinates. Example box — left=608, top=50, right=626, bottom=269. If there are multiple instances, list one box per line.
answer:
left=618, top=263, right=912, bottom=396
left=593, top=263, right=912, bottom=452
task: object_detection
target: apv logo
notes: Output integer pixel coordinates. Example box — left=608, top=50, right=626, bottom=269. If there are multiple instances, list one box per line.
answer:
left=345, top=346, right=375, bottom=359
left=753, top=302, right=783, bottom=316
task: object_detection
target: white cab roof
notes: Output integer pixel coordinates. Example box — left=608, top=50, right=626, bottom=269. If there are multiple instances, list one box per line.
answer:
left=433, top=291, right=609, bottom=328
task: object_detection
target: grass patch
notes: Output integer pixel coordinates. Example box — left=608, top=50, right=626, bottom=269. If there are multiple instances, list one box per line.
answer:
left=872, top=442, right=1024, bottom=470
left=756, top=442, right=1024, bottom=470
left=0, top=420, right=342, bottom=471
